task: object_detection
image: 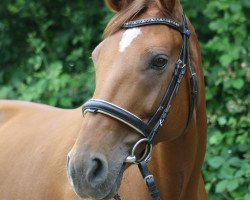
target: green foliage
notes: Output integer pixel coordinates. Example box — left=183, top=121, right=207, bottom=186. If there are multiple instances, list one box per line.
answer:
left=0, top=0, right=249, bottom=199
left=0, top=0, right=109, bottom=107
left=183, top=0, right=250, bottom=199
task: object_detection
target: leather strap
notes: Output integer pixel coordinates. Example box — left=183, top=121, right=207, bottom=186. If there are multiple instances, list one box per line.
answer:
left=183, top=15, right=197, bottom=129
left=113, top=194, right=121, bottom=200
left=82, top=99, right=151, bottom=137
left=123, top=18, right=182, bottom=34
left=138, top=161, right=160, bottom=200
left=185, top=42, right=197, bottom=128
left=147, top=60, right=187, bottom=143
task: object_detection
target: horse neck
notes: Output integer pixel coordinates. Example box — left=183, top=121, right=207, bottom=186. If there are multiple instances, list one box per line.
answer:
left=149, top=89, right=207, bottom=199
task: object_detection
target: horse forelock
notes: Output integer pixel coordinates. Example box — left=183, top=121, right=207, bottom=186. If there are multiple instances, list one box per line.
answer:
left=104, top=0, right=182, bottom=37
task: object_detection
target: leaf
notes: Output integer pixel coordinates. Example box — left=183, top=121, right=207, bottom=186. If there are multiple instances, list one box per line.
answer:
left=235, top=169, right=244, bottom=178
left=28, top=55, right=42, bottom=70
left=244, top=194, right=250, bottom=200
left=227, top=179, right=239, bottom=191
left=237, top=144, right=248, bottom=152
left=216, top=180, right=228, bottom=193
left=206, top=88, right=214, bottom=100
left=231, top=79, right=244, bottom=89
left=209, top=130, right=224, bottom=145
left=229, top=157, right=242, bottom=167
left=219, top=54, right=233, bottom=67
left=208, top=156, right=225, bottom=169
left=218, top=116, right=227, bottom=126
left=230, top=3, right=242, bottom=12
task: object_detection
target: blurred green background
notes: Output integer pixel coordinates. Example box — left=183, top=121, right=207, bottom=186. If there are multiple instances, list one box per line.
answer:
left=0, top=0, right=249, bottom=199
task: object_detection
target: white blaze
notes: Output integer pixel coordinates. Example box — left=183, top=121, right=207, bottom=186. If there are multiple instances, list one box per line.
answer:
left=119, top=28, right=141, bottom=53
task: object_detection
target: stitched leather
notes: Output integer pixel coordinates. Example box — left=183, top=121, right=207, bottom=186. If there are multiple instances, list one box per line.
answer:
left=138, top=161, right=160, bottom=200
left=123, top=18, right=182, bottom=34
left=82, top=99, right=151, bottom=137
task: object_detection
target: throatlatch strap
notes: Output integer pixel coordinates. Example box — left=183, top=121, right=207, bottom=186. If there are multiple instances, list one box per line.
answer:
left=185, top=44, right=197, bottom=128
left=138, top=161, right=160, bottom=200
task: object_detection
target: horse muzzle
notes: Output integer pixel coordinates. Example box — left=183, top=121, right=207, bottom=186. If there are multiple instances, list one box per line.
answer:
left=66, top=150, right=125, bottom=200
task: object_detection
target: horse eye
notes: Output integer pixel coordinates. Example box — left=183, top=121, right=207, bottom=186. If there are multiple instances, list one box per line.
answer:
left=151, top=55, right=168, bottom=70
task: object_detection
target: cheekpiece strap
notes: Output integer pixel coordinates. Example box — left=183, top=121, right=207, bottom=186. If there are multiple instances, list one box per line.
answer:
left=123, top=18, right=182, bottom=34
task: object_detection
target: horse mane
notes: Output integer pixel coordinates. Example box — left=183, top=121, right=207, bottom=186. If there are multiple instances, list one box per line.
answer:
left=104, top=0, right=177, bottom=37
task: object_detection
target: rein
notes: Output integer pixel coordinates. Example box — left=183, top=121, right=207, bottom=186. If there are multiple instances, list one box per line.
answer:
left=82, top=14, right=197, bottom=200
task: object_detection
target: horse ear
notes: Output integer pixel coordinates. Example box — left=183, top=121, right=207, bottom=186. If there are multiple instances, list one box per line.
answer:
left=105, top=0, right=134, bottom=12
left=156, top=0, right=181, bottom=16
left=105, top=0, right=122, bottom=12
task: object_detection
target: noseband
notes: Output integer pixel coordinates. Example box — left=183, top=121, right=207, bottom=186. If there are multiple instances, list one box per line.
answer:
left=82, top=14, right=197, bottom=200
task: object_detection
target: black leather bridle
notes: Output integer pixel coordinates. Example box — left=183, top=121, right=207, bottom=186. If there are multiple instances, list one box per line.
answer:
left=82, top=14, right=197, bottom=200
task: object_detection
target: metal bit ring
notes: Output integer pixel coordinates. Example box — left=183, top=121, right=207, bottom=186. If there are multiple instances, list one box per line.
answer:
left=125, top=138, right=153, bottom=164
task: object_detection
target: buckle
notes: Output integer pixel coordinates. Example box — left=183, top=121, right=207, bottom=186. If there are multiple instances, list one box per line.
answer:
left=184, top=29, right=191, bottom=38
left=144, top=174, right=154, bottom=184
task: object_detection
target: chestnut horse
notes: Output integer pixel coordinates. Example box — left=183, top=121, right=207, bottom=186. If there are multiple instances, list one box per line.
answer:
left=0, top=0, right=207, bottom=200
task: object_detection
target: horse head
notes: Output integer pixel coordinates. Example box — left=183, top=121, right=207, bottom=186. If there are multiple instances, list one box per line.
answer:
left=67, top=0, right=204, bottom=199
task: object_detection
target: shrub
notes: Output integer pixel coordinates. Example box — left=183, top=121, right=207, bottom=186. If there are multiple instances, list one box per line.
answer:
left=183, top=0, right=250, bottom=199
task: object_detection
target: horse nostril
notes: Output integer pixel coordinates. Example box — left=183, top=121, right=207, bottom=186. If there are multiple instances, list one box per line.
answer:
left=87, top=156, right=108, bottom=186
left=92, top=158, right=103, bottom=178
left=67, top=154, right=70, bottom=167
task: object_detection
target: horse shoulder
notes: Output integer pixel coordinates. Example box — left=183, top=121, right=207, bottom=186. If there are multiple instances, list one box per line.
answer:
left=0, top=100, right=83, bottom=200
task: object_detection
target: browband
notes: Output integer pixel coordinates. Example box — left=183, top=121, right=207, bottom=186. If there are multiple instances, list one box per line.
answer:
left=123, top=18, right=182, bottom=34
left=123, top=17, right=191, bottom=37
